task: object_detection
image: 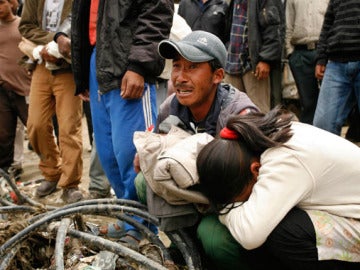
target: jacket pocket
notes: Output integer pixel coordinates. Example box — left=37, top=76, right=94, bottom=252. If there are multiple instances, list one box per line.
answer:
left=259, top=6, right=280, bottom=27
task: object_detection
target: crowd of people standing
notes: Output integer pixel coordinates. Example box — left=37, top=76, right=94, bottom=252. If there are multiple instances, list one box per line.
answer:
left=0, top=0, right=359, bottom=269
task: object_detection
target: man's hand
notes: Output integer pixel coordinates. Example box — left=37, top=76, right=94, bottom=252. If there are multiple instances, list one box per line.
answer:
left=40, top=46, right=58, bottom=63
left=56, top=35, right=71, bottom=59
left=315, top=64, right=326, bottom=80
left=120, top=70, right=144, bottom=99
left=78, top=89, right=90, bottom=101
left=254, top=61, right=270, bottom=80
left=133, top=153, right=141, bottom=173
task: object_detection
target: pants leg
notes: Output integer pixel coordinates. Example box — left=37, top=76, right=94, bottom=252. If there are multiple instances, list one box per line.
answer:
left=197, top=209, right=358, bottom=270
left=223, top=73, right=246, bottom=92
left=53, top=70, right=83, bottom=187
left=345, top=105, right=360, bottom=142
left=13, top=119, right=25, bottom=168
left=83, top=101, right=93, bottom=146
left=223, top=72, right=270, bottom=113
left=313, top=61, right=357, bottom=135
left=0, top=87, right=17, bottom=169
left=88, top=135, right=111, bottom=196
left=270, top=63, right=283, bottom=108
left=155, top=79, right=169, bottom=113
left=197, top=214, right=252, bottom=270
left=265, top=208, right=358, bottom=270
left=28, top=64, right=83, bottom=186
left=27, top=64, right=61, bottom=181
left=89, top=48, right=157, bottom=232
left=242, top=70, right=271, bottom=113
left=289, top=50, right=319, bottom=124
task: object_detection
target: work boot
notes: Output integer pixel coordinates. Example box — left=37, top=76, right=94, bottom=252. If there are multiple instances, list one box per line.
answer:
left=35, top=179, right=58, bottom=197
left=62, top=187, right=83, bottom=204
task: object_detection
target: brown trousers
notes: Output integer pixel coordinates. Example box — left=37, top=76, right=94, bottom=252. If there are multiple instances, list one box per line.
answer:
left=27, top=64, right=83, bottom=188
left=224, top=71, right=271, bottom=113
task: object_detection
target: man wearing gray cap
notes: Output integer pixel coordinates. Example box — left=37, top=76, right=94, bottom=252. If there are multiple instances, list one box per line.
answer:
left=154, top=30, right=258, bottom=135
left=134, top=30, right=259, bottom=269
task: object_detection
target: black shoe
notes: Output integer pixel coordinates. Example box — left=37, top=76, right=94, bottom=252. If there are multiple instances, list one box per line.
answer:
left=61, top=187, right=83, bottom=204
left=119, top=230, right=143, bottom=251
left=35, top=179, right=58, bottom=197
left=27, top=142, right=33, bottom=151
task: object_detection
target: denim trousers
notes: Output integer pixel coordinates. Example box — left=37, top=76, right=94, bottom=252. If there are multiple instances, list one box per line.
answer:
left=313, top=61, right=360, bottom=135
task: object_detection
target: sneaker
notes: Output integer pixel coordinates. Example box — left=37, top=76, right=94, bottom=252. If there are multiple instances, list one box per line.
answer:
left=35, top=179, right=58, bottom=197
left=119, top=230, right=143, bottom=251
left=99, top=220, right=126, bottom=239
left=61, top=187, right=83, bottom=204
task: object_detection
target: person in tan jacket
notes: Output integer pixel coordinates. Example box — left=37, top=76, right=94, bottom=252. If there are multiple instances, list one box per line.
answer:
left=18, top=0, right=84, bottom=203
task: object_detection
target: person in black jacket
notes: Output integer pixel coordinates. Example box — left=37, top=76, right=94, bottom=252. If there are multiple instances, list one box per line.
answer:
left=223, top=0, right=285, bottom=113
left=178, top=0, right=230, bottom=44
left=314, top=0, right=360, bottom=138
left=71, top=0, right=173, bottom=244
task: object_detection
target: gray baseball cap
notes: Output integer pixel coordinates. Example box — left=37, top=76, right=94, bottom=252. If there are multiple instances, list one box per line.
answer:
left=158, top=30, right=227, bottom=68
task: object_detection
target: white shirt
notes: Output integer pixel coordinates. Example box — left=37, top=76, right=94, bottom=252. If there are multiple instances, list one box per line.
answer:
left=219, top=121, right=360, bottom=250
left=285, top=0, right=329, bottom=56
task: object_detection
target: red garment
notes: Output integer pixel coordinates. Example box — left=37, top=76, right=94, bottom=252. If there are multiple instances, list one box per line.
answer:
left=89, top=0, right=99, bottom=46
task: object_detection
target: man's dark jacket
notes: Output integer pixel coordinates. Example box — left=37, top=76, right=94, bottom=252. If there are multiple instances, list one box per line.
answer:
left=71, top=0, right=174, bottom=95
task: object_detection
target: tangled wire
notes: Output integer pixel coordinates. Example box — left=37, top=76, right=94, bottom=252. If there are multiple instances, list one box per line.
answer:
left=0, top=169, right=203, bottom=270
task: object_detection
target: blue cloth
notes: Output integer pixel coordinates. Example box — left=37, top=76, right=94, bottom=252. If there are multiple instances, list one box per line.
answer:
left=89, top=47, right=157, bottom=232
left=313, top=61, right=360, bottom=135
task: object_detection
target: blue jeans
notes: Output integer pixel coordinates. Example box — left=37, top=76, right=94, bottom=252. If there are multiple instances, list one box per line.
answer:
left=89, top=48, right=157, bottom=231
left=313, top=61, right=360, bottom=135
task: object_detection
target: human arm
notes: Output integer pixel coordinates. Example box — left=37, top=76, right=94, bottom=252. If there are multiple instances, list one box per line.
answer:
left=78, top=89, right=90, bottom=102
left=54, top=34, right=71, bottom=59
left=219, top=149, right=313, bottom=250
left=315, top=64, right=326, bottom=80
left=18, top=0, right=55, bottom=44
left=315, top=1, right=334, bottom=67
left=120, top=70, right=145, bottom=99
left=254, top=0, right=284, bottom=67
left=254, top=61, right=270, bottom=80
left=122, top=0, right=173, bottom=99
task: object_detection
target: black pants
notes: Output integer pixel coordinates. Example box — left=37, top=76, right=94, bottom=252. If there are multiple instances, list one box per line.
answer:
left=0, top=87, right=28, bottom=169
left=252, top=208, right=359, bottom=270
left=288, top=49, right=320, bottom=124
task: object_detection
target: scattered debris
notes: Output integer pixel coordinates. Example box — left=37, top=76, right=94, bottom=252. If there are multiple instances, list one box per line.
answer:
left=0, top=169, right=202, bottom=270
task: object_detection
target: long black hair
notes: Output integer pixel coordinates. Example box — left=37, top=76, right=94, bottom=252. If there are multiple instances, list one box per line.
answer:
left=196, top=106, right=295, bottom=213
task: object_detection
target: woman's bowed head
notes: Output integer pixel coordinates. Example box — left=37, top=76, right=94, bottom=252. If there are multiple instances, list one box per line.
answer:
left=197, top=105, right=360, bottom=266
left=197, top=106, right=295, bottom=212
